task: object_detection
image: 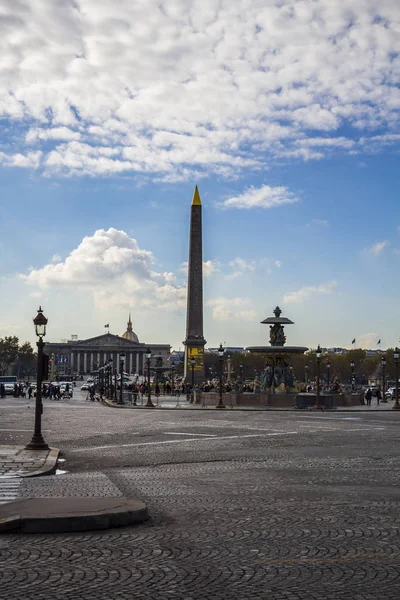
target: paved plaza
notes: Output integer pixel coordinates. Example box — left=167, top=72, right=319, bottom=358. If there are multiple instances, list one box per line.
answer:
left=0, top=388, right=400, bottom=599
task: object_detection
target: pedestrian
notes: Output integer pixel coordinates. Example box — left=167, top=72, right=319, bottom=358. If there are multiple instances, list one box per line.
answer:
left=365, top=387, right=372, bottom=406
left=376, top=389, right=382, bottom=406
left=28, top=385, right=33, bottom=399
left=155, top=383, right=160, bottom=398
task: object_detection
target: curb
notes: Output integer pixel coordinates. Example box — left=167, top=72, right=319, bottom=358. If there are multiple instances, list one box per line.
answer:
left=100, top=398, right=395, bottom=413
left=20, top=448, right=60, bottom=478
left=0, top=497, right=148, bottom=534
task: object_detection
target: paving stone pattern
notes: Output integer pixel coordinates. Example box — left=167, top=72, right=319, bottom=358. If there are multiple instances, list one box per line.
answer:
left=0, top=393, right=399, bottom=599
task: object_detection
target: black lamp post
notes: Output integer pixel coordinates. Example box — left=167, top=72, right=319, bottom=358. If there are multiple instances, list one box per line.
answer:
left=393, top=348, right=399, bottom=410
left=305, top=363, right=308, bottom=385
left=107, top=357, right=112, bottom=398
left=145, top=348, right=154, bottom=407
left=239, top=363, right=244, bottom=381
left=327, top=361, right=331, bottom=388
left=350, top=360, right=355, bottom=391
left=313, top=345, right=323, bottom=409
left=190, top=356, right=196, bottom=390
left=118, top=352, right=125, bottom=405
left=381, top=355, right=387, bottom=401
left=216, top=343, right=226, bottom=409
left=171, top=365, right=175, bottom=396
left=26, top=307, right=49, bottom=450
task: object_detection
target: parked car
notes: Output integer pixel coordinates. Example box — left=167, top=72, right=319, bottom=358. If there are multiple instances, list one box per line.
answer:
left=80, top=384, right=90, bottom=391
left=385, top=387, right=398, bottom=400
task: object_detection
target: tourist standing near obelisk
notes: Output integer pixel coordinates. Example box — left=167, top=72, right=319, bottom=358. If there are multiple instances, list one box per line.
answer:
left=183, top=186, right=206, bottom=387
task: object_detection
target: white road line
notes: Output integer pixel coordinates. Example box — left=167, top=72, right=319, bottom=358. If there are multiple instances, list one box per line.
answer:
left=71, top=431, right=299, bottom=452
left=164, top=432, right=218, bottom=436
left=0, top=478, right=22, bottom=505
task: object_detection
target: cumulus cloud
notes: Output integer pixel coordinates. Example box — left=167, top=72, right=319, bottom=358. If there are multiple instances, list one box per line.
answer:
left=20, top=228, right=186, bottom=312
left=220, top=185, right=299, bottom=210
left=180, top=259, right=220, bottom=277
left=367, top=240, right=389, bottom=255
left=0, top=1, right=398, bottom=178
left=283, top=280, right=337, bottom=304
left=356, top=333, right=380, bottom=350
left=206, top=297, right=256, bottom=321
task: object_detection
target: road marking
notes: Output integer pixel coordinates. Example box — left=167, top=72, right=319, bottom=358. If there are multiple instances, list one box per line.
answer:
left=72, top=431, right=299, bottom=452
left=164, top=432, right=218, bottom=436
left=0, top=477, right=22, bottom=505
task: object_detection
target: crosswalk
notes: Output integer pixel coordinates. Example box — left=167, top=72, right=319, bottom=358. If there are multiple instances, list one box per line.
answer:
left=0, top=477, right=22, bottom=505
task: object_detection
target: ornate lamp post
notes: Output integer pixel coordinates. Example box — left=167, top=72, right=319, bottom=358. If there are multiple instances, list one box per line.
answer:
left=327, top=360, right=331, bottom=388
left=239, top=363, right=244, bottom=381
left=350, top=360, right=355, bottom=391
left=216, top=343, right=226, bottom=409
left=145, top=348, right=154, bottom=408
left=171, top=365, right=175, bottom=396
left=118, top=352, right=125, bottom=405
left=190, top=356, right=196, bottom=390
left=313, top=345, right=323, bottom=409
left=305, top=363, right=308, bottom=385
left=26, top=307, right=49, bottom=450
left=381, top=355, right=387, bottom=401
left=107, top=357, right=112, bottom=398
left=393, top=348, right=399, bottom=410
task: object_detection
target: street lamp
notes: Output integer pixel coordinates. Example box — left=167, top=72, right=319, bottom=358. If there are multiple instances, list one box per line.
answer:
left=216, top=343, right=226, bottom=409
left=305, top=363, right=308, bottom=385
left=393, top=348, right=399, bottom=410
left=381, top=355, right=387, bottom=401
left=327, top=361, right=331, bottom=388
left=145, top=348, right=154, bottom=408
left=350, top=360, right=355, bottom=391
left=118, top=352, right=125, bottom=405
left=239, top=363, right=244, bottom=381
left=313, top=345, right=323, bottom=409
left=107, top=357, right=113, bottom=398
left=190, top=356, right=196, bottom=390
left=171, top=365, right=175, bottom=396
left=26, top=307, right=49, bottom=450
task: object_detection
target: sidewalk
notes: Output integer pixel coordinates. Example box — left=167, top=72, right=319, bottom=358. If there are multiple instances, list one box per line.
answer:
left=0, top=445, right=59, bottom=477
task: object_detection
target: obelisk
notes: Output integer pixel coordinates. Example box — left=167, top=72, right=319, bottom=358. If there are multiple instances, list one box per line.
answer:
left=183, top=185, right=206, bottom=386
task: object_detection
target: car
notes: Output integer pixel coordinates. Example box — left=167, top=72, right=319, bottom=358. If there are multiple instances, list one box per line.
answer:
left=87, top=378, right=94, bottom=383
left=59, top=382, right=74, bottom=397
left=385, top=387, right=398, bottom=400
left=80, top=384, right=90, bottom=391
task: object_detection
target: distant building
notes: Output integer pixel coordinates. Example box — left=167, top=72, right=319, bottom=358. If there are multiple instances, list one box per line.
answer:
left=44, top=314, right=170, bottom=376
left=207, top=347, right=247, bottom=355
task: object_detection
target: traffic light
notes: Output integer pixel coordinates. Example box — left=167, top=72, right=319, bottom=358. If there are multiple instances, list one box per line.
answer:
left=42, top=354, right=50, bottom=380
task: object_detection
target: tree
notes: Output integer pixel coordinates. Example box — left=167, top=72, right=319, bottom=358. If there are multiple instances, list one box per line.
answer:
left=0, top=336, right=20, bottom=376
left=15, top=342, right=36, bottom=378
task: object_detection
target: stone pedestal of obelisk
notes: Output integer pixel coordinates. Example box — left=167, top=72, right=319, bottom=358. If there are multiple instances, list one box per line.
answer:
left=183, top=186, right=206, bottom=386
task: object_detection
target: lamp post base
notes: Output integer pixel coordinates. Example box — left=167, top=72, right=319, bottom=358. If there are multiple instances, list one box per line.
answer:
left=145, top=400, right=155, bottom=408
left=25, top=434, right=49, bottom=451
left=216, top=401, right=226, bottom=409
left=392, top=402, right=400, bottom=410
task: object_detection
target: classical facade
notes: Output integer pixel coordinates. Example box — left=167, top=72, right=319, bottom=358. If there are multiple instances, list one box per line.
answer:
left=44, top=315, right=171, bottom=376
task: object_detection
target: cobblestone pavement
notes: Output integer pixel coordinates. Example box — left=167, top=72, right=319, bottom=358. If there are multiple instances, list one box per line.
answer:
left=0, top=391, right=400, bottom=599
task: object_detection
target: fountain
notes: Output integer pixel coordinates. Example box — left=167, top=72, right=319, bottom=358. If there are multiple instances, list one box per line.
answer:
left=246, top=306, right=308, bottom=394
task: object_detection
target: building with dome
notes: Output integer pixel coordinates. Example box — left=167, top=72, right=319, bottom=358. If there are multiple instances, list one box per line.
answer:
left=44, top=315, right=171, bottom=377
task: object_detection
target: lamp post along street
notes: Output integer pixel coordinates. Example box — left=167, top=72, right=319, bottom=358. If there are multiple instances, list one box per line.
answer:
left=327, top=361, right=331, bottom=388
left=239, top=363, right=243, bottom=381
left=305, top=363, right=308, bottom=385
left=381, top=355, right=387, bottom=401
left=393, top=348, right=400, bottom=410
left=171, top=366, right=175, bottom=396
left=190, top=357, right=195, bottom=390
left=119, top=352, right=125, bottom=405
left=313, top=345, right=323, bottom=409
left=350, top=360, right=355, bottom=392
left=114, top=367, right=117, bottom=402
left=216, top=344, right=226, bottom=409
left=145, top=349, right=154, bottom=407
left=26, top=307, right=49, bottom=450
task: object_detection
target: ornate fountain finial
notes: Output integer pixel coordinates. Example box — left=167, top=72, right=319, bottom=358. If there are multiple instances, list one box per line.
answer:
left=274, top=306, right=282, bottom=318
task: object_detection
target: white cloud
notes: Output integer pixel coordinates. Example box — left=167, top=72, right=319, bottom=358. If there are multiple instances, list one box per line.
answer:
left=0, top=1, right=398, bottom=178
left=367, top=240, right=389, bottom=256
left=180, top=259, right=220, bottom=277
left=206, top=297, right=256, bottom=321
left=219, top=185, right=299, bottom=210
left=356, top=333, right=379, bottom=350
left=283, top=280, right=337, bottom=304
left=51, top=254, right=61, bottom=263
left=20, top=228, right=186, bottom=312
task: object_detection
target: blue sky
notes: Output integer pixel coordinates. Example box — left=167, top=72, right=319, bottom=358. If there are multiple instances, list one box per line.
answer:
left=0, top=0, right=399, bottom=352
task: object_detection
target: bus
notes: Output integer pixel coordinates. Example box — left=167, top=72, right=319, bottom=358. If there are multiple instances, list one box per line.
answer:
left=0, top=375, right=18, bottom=395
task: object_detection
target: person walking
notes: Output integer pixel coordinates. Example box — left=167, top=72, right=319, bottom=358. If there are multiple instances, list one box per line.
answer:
left=376, top=388, right=382, bottom=406
left=365, top=387, right=372, bottom=406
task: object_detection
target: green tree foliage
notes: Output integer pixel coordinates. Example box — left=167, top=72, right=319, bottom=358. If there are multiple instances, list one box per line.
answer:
left=16, top=342, right=36, bottom=377
left=0, top=336, right=20, bottom=375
